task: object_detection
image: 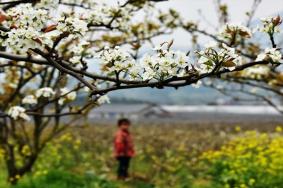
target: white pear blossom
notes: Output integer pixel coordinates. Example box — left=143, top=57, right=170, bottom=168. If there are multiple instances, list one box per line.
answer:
left=139, top=48, right=190, bottom=81
left=67, top=40, right=90, bottom=64
left=242, top=65, right=270, bottom=79
left=195, top=59, right=213, bottom=74
left=260, top=16, right=282, bottom=34
left=216, top=84, right=224, bottom=90
left=58, top=88, right=77, bottom=105
left=196, top=43, right=242, bottom=73
left=100, top=46, right=135, bottom=74
left=100, top=44, right=192, bottom=81
left=2, top=4, right=49, bottom=53
left=84, top=87, right=90, bottom=92
left=141, top=68, right=155, bottom=81
left=256, top=48, right=282, bottom=63
left=158, top=9, right=180, bottom=28
left=41, top=29, right=61, bottom=47
left=250, top=87, right=258, bottom=94
left=3, top=28, right=43, bottom=53
left=8, top=106, right=30, bottom=121
left=1, top=3, right=91, bottom=54
left=97, top=95, right=110, bottom=105
left=84, top=4, right=106, bottom=25
left=192, top=80, right=202, bottom=88
left=36, top=0, right=59, bottom=9
left=22, top=95, right=37, bottom=105
left=84, top=4, right=133, bottom=30
left=36, top=87, right=55, bottom=98
left=57, top=16, right=88, bottom=35
left=204, top=79, right=213, bottom=86
left=5, top=4, right=49, bottom=29
left=69, top=56, right=82, bottom=65
left=103, top=5, right=132, bottom=30
left=221, top=44, right=243, bottom=69
left=220, top=23, right=252, bottom=39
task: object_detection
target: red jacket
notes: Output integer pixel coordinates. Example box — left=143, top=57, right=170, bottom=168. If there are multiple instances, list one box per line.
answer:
left=114, top=129, right=135, bottom=157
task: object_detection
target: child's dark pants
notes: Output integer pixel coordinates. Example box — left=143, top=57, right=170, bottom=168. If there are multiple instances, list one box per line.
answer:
left=117, top=156, right=131, bottom=179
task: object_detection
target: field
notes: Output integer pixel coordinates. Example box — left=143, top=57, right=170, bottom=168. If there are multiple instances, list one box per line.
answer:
left=1, top=122, right=283, bottom=188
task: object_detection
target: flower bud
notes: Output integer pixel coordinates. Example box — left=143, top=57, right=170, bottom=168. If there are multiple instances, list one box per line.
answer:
left=272, top=15, right=282, bottom=26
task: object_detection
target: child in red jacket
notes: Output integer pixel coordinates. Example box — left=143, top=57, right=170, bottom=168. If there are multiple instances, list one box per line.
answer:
left=114, top=118, right=135, bottom=180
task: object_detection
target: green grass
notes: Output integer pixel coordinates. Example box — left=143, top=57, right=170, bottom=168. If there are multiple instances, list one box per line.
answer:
left=0, top=169, right=157, bottom=188
left=0, top=170, right=9, bottom=188
left=7, top=170, right=117, bottom=188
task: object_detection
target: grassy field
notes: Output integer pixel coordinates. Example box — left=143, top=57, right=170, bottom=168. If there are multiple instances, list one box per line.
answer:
left=1, top=122, right=283, bottom=188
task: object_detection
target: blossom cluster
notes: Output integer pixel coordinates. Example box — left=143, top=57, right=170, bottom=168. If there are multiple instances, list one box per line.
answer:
left=99, top=44, right=191, bottom=81
left=57, top=16, right=88, bottom=35
left=125, top=20, right=161, bottom=42
left=8, top=87, right=77, bottom=120
left=36, top=0, right=59, bottom=9
left=58, top=88, right=77, bottom=105
left=56, top=37, right=92, bottom=65
left=36, top=87, right=55, bottom=98
left=196, top=43, right=243, bottom=73
left=260, top=16, right=282, bottom=34
left=84, top=3, right=134, bottom=30
left=0, top=1, right=142, bottom=67
left=256, top=48, right=282, bottom=63
left=99, top=46, right=135, bottom=75
left=139, top=45, right=190, bottom=80
left=219, top=23, right=252, bottom=40
left=22, top=95, right=37, bottom=105
left=1, top=4, right=49, bottom=53
left=97, top=95, right=111, bottom=105
left=5, top=4, right=49, bottom=29
left=0, top=4, right=84, bottom=54
left=8, top=106, right=30, bottom=121
left=99, top=40, right=273, bottom=82
left=242, top=65, right=270, bottom=79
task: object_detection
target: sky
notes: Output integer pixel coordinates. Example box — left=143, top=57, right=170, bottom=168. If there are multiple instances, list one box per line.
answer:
left=158, top=0, right=283, bottom=21
left=152, top=0, right=283, bottom=47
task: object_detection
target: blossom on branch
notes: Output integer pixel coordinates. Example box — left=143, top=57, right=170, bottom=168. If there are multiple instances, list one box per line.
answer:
left=196, top=43, right=242, bottom=73
left=57, top=16, right=88, bottom=35
left=260, top=16, right=282, bottom=34
left=100, top=46, right=135, bottom=75
left=36, top=0, right=59, bottom=9
left=219, top=23, right=252, bottom=40
left=241, top=65, right=271, bottom=79
left=22, top=95, right=37, bottom=105
left=140, top=47, right=190, bottom=80
left=36, top=87, right=55, bottom=98
left=8, top=106, right=30, bottom=121
left=192, top=80, right=202, bottom=88
left=58, top=88, right=77, bottom=105
left=97, top=95, right=110, bottom=105
left=256, top=48, right=282, bottom=63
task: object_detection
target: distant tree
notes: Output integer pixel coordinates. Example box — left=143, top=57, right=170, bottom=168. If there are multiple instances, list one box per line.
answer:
left=0, top=0, right=281, bottom=184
